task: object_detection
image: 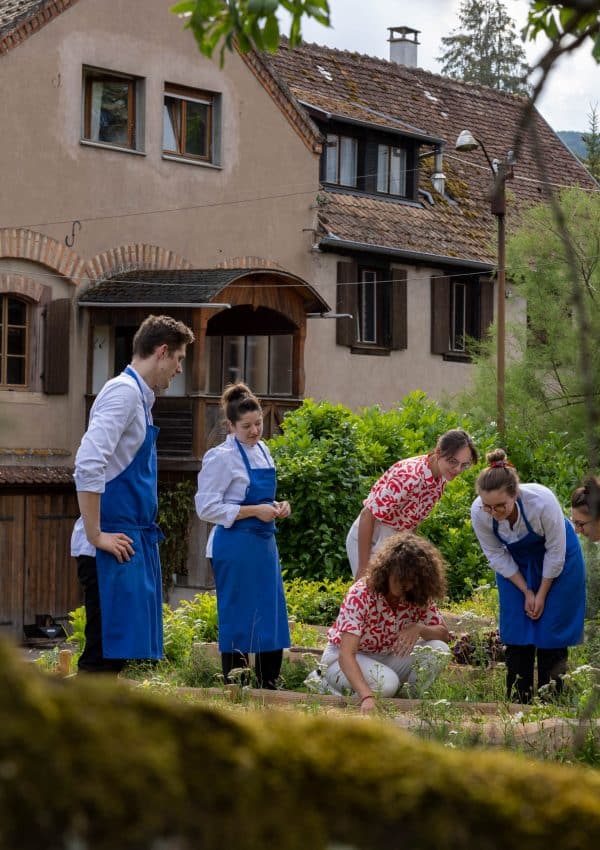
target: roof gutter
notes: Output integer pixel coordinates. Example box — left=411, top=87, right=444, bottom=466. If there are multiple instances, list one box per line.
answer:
left=300, top=101, right=444, bottom=146
left=78, top=302, right=232, bottom=308
left=318, top=237, right=495, bottom=272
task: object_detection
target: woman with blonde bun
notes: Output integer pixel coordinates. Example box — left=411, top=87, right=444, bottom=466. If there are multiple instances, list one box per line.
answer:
left=195, top=382, right=291, bottom=688
left=471, top=449, right=585, bottom=703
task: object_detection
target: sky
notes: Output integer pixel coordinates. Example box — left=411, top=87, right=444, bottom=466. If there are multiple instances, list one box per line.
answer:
left=279, top=0, right=599, bottom=132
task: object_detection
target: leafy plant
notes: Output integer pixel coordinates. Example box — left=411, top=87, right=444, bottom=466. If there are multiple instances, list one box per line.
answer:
left=162, top=593, right=219, bottom=664
left=284, top=576, right=350, bottom=625
left=158, top=478, right=196, bottom=594
left=67, top=605, right=87, bottom=657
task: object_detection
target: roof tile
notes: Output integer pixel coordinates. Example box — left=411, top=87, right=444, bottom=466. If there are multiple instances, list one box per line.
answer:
left=268, top=40, right=598, bottom=265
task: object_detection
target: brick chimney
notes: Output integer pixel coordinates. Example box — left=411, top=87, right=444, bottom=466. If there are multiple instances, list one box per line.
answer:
left=388, top=26, right=420, bottom=67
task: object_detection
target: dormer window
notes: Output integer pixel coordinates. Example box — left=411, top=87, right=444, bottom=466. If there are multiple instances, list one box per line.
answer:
left=376, top=144, right=407, bottom=196
left=325, top=133, right=358, bottom=187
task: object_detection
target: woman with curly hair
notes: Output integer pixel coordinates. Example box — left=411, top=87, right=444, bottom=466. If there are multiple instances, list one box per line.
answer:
left=316, top=532, right=450, bottom=713
left=472, top=449, right=586, bottom=703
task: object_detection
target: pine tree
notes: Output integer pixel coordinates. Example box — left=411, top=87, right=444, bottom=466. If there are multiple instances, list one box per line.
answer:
left=438, top=0, right=530, bottom=94
left=583, top=104, right=600, bottom=182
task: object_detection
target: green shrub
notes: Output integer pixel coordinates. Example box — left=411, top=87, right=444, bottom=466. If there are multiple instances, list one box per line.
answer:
left=158, top=478, right=196, bottom=592
left=284, top=577, right=350, bottom=626
left=162, top=594, right=219, bottom=664
left=269, top=393, right=464, bottom=581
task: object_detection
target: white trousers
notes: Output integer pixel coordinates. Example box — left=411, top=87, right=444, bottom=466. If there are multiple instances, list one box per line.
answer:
left=321, top=640, right=450, bottom=697
left=346, top=515, right=399, bottom=577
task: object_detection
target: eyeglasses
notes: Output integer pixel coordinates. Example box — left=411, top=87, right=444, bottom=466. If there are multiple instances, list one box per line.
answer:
left=481, top=501, right=511, bottom=514
left=571, top=517, right=593, bottom=530
left=446, top=456, right=472, bottom=472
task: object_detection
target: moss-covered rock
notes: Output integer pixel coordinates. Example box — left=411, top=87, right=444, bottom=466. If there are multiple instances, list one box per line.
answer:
left=1, top=639, right=600, bottom=850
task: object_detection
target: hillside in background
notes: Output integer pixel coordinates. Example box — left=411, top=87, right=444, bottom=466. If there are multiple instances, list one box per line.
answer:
left=557, top=131, right=586, bottom=159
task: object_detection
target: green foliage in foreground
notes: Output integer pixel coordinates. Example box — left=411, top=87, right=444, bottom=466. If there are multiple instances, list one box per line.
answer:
left=9, top=638, right=600, bottom=849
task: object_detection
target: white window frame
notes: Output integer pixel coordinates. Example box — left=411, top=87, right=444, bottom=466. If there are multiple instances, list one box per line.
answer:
left=377, top=144, right=407, bottom=196
left=326, top=133, right=358, bottom=187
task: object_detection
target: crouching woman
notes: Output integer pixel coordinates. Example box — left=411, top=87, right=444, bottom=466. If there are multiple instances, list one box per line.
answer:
left=320, top=532, right=450, bottom=713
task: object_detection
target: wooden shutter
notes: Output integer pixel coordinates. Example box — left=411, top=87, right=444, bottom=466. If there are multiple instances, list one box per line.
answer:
left=430, top=275, right=450, bottom=354
left=389, top=267, right=407, bottom=350
left=336, top=260, right=358, bottom=347
left=479, top=276, right=495, bottom=340
left=44, top=299, right=71, bottom=395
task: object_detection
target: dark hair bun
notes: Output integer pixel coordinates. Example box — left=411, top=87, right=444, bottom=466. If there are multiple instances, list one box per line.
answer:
left=221, top=382, right=253, bottom=404
left=486, top=448, right=507, bottom=465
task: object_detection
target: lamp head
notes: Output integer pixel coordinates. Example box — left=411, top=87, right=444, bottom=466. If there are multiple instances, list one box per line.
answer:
left=455, top=130, right=479, bottom=152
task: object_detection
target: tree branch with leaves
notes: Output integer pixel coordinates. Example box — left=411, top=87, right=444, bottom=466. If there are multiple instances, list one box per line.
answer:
left=170, top=0, right=330, bottom=63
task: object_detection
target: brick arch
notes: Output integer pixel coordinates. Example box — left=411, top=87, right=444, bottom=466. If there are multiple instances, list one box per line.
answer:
left=0, top=228, right=86, bottom=285
left=87, top=244, right=193, bottom=282
left=0, top=273, right=47, bottom=302
left=216, top=256, right=284, bottom=270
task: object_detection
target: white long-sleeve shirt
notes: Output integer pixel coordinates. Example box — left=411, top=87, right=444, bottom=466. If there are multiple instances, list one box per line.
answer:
left=471, top=482, right=567, bottom=579
left=70, top=368, right=155, bottom=557
left=195, top=434, right=274, bottom=557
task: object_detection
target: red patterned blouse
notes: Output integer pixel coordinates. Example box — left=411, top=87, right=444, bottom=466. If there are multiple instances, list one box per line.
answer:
left=327, top=580, right=445, bottom=654
left=363, top=453, right=446, bottom=530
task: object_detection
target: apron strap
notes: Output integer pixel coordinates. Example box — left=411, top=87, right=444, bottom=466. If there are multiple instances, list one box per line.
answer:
left=493, top=496, right=534, bottom=546
left=124, top=365, right=151, bottom=427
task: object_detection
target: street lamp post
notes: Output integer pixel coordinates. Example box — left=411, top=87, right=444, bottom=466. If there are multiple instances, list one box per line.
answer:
left=455, top=130, right=514, bottom=435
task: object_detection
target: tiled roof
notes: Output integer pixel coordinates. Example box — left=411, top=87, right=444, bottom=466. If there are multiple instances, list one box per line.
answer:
left=0, top=465, right=73, bottom=486
left=0, top=0, right=78, bottom=51
left=268, top=41, right=598, bottom=266
left=79, top=267, right=330, bottom=313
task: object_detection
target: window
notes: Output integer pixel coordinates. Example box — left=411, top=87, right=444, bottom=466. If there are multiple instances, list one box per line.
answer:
left=336, top=261, right=407, bottom=354
left=163, top=84, right=217, bottom=162
left=205, top=334, right=293, bottom=396
left=82, top=67, right=143, bottom=150
left=376, top=144, right=407, bottom=196
left=451, top=281, right=467, bottom=352
left=358, top=270, right=377, bottom=343
left=0, top=295, right=28, bottom=388
left=431, top=275, right=494, bottom=359
left=325, top=133, right=358, bottom=187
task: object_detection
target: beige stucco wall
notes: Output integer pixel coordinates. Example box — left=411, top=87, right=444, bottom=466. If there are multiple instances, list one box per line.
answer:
left=303, top=251, right=524, bottom=410
left=0, top=0, right=319, bottom=456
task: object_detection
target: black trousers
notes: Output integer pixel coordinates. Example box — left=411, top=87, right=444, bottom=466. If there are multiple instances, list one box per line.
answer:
left=76, top=555, right=126, bottom=674
left=505, top=644, right=568, bottom=703
left=221, top=649, right=283, bottom=690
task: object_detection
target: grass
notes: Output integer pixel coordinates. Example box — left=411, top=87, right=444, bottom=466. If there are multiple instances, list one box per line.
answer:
left=35, top=586, right=600, bottom=766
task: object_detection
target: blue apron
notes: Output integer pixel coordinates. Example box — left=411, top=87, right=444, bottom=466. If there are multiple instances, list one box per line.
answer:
left=96, top=366, right=164, bottom=659
left=212, top=438, right=290, bottom=654
left=493, top=497, right=585, bottom=648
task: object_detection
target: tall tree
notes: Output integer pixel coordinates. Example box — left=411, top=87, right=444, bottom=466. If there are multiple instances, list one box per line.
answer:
left=437, top=0, right=531, bottom=93
left=583, top=103, right=600, bottom=180
left=458, top=188, right=600, bottom=446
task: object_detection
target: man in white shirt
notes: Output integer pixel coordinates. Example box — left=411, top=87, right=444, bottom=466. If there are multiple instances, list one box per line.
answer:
left=71, top=315, right=194, bottom=673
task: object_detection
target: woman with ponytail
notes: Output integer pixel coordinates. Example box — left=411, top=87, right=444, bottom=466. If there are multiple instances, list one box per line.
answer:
left=195, top=383, right=291, bottom=688
left=471, top=449, right=586, bottom=703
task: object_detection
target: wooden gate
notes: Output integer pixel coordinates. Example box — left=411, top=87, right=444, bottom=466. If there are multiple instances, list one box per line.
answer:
left=0, top=490, right=81, bottom=640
